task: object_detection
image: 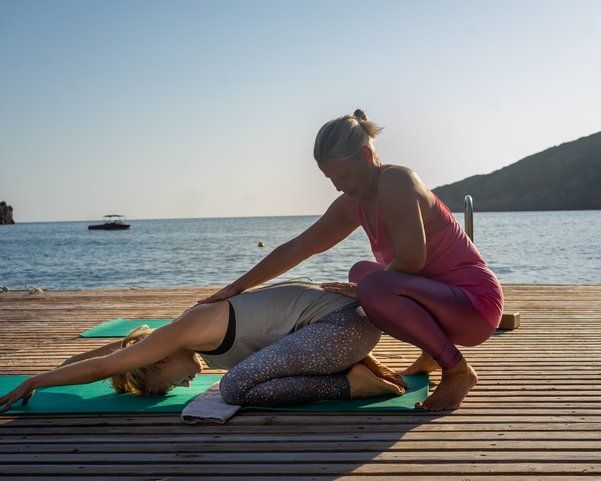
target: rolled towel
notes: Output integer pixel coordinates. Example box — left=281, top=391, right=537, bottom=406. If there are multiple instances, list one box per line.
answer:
left=181, top=381, right=241, bottom=424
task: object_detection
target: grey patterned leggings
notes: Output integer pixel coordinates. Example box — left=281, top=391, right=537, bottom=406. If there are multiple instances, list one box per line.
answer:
left=219, top=303, right=381, bottom=407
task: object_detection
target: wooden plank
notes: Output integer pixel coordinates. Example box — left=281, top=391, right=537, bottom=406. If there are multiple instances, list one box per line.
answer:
left=6, top=477, right=601, bottom=481
left=1, top=463, right=600, bottom=476
left=1, top=439, right=601, bottom=453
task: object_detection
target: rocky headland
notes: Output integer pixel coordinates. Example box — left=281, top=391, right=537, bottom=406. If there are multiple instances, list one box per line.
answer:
left=0, top=201, right=15, bottom=224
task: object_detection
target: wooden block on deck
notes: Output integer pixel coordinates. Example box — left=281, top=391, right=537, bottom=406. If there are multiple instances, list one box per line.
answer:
left=498, top=311, right=520, bottom=330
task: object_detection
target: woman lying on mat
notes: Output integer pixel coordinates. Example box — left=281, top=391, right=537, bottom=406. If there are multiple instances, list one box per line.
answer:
left=0, top=282, right=405, bottom=413
left=198, top=109, right=504, bottom=411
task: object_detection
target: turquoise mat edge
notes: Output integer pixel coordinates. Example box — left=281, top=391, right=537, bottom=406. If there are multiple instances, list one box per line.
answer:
left=0, top=374, right=428, bottom=415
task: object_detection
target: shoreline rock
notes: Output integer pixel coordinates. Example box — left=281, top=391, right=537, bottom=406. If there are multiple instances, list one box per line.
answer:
left=0, top=201, right=15, bottom=224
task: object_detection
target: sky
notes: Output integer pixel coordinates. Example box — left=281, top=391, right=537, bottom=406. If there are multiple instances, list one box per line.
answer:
left=1, top=0, right=600, bottom=222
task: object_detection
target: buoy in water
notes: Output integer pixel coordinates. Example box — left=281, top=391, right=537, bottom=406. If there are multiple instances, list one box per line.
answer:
left=257, top=241, right=265, bottom=247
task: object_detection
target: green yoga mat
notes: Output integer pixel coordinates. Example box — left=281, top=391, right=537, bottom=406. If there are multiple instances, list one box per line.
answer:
left=80, top=318, right=173, bottom=337
left=0, top=374, right=428, bottom=415
left=1, top=374, right=222, bottom=415
left=244, top=374, right=429, bottom=413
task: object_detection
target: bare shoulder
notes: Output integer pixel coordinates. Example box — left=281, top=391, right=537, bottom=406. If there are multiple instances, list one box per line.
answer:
left=378, top=165, right=435, bottom=211
left=379, top=165, right=424, bottom=193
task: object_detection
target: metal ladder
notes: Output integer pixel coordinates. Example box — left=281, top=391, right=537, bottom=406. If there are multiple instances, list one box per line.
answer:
left=464, top=194, right=474, bottom=241
left=463, top=194, right=519, bottom=330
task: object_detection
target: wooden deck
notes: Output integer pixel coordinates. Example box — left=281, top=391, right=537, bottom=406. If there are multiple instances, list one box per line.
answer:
left=1, top=284, right=600, bottom=480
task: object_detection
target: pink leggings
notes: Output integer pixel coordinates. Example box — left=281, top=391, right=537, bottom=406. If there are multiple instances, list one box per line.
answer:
left=350, top=261, right=495, bottom=370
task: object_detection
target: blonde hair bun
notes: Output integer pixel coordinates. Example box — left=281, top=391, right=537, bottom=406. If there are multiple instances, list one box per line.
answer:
left=353, top=109, right=368, bottom=121
left=313, top=109, right=383, bottom=162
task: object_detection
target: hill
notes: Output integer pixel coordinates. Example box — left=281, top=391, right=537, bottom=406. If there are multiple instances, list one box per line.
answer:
left=432, top=131, right=601, bottom=211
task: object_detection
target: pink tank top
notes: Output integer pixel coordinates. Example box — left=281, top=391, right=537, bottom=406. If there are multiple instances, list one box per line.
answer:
left=357, top=192, right=504, bottom=328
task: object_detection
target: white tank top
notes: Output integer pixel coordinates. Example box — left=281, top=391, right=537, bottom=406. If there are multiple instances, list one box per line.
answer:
left=200, top=282, right=356, bottom=369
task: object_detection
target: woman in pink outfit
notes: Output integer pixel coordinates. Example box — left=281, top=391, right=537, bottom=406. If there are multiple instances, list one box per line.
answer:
left=199, top=109, right=504, bottom=411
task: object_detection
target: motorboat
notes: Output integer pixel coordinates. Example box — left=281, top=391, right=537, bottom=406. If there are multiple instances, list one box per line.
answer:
left=88, top=215, right=131, bottom=230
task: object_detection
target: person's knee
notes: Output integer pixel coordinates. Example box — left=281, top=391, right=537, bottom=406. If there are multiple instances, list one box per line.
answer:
left=358, top=269, right=418, bottom=303
left=357, top=270, right=389, bottom=307
left=348, top=260, right=382, bottom=283
left=219, top=371, right=243, bottom=405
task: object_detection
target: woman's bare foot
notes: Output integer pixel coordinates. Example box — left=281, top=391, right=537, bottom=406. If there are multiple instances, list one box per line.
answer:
left=402, top=351, right=440, bottom=375
left=360, top=353, right=407, bottom=393
left=416, top=360, right=478, bottom=411
left=347, top=363, right=405, bottom=398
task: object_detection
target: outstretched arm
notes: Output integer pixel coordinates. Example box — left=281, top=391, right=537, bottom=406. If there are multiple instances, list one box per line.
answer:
left=0, top=319, right=192, bottom=413
left=198, top=194, right=360, bottom=303
left=60, top=340, right=123, bottom=366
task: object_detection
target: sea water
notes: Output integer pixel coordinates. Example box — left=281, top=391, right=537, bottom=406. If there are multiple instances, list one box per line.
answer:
left=1, top=211, right=600, bottom=290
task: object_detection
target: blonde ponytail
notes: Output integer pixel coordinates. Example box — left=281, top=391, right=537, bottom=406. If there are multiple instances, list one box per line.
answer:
left=314, top=109, right=383, bottom=162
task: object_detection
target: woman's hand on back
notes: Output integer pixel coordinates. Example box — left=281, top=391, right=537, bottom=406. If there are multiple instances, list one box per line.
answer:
left=321, top=281, right=358, bottom=299
left=197, top=284, right=241, bottom=304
